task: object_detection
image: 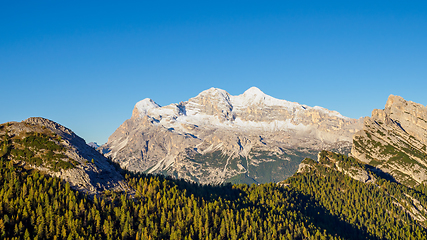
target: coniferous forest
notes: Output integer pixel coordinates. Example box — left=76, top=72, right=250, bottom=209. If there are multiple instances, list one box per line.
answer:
left=2, top=154, right=427, bottom=239
left=1, top=126, right=427, bottom=239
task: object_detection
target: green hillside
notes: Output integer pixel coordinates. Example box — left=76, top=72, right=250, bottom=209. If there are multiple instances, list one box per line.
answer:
left=0, top=123, right=77, bottom=172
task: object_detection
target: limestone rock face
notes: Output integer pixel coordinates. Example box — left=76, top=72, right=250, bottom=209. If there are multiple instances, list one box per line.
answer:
left=1, top=117, right=129, bottom=195
left=351, top=95, right=427, bottom=187
left=100, top=87, right=362, bottom=184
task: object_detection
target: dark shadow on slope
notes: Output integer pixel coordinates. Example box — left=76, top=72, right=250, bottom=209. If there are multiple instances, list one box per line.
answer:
left=287, top=187, right=382, bottom=240
left=124, top=169, right=245, bottom=202
left=123, top=166, right=383, bottom=239
left=185, top=133, right=199, bottom=139
left=393, top=120, right=407, bottom=133
left=365, top=164, right=397, bottom=183
left=168, top=178, right=381, bottom=239
left=158, top=173, right=381, bottom=239
left=167, top=175, right=244, bottom=202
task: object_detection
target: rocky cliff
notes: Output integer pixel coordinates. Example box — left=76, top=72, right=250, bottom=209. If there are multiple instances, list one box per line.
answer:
left=351, top=95, right=427, bottom=187
left=0, top=117, right=129, bottom=195
left=100, top=87, right=363, bottom=184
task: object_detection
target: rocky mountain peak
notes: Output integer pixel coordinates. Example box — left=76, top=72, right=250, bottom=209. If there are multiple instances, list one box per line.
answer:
left=384, top=94, right=427, bottom=117
left=351, top=95, right=427, bottom=187
left=197, top=87, right=230, bottom=98
left=24, top=117, right=75, bottom=138
left=385, top=94, right=403, bottom=109
left=186, top=88, right=234, bottom=122
left=383, top=94, right=427, bottom=145
left=188, top=87, right=232, bottom=109
left=190, top=87, right=232, bottom=107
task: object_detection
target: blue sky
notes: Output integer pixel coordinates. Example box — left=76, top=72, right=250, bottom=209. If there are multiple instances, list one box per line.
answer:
left=1, top=1, right=426, bottom=144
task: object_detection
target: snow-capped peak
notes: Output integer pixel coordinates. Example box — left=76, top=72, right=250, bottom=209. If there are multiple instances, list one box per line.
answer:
left=243, top=86, right=265, bottom=96
left=231, top=87, right=297, bottom=108
left=237, top=86, right=269, bottom=105
left=135, top=98, right=161, bottom=115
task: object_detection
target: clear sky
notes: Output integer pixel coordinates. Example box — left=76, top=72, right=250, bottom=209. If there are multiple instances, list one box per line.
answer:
left=1, top=1, right=426, bottom=144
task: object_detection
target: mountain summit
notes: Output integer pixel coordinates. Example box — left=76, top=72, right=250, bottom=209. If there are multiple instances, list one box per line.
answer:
left=100, top=87, right=362, bottom=184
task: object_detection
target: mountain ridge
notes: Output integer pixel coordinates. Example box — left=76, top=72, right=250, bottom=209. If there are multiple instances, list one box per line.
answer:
left=0, top=117, right=129, bottom=195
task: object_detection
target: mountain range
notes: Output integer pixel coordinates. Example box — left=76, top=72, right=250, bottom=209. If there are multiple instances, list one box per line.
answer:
left=2, top=87, right=427, bottom=239
left=2, top=87, right=426, bottom=193
left=99, top=87, right=363, bottom=184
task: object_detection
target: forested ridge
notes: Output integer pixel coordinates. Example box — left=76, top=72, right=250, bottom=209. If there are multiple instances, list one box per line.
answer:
left=285, top=151, right=427, bottom=239
left=0, top=156, right=339, bottom=240
left=2, top=125, right=427, bottom=239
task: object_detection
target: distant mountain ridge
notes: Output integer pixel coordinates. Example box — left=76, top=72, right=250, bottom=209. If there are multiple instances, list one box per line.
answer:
left=87, top=142, right=100, bottom=149
left=100, top=87, right=362, bottom=184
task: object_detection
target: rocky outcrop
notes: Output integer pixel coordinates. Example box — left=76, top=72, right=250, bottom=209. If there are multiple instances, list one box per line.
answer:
left=351, top=95, right=427, bottom=187
left=1, top=117, right=129, bottom=195
left=100, top=87, right=362, bottom=184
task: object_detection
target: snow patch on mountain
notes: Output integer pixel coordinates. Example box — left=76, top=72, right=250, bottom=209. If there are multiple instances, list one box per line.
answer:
left=135, top=98, right=161, bottom=115
left=134, top=87, right=349, bottom=133
left=230, top=86, right=298, bottom=108
left=312, top=106, right=348, bottom=119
